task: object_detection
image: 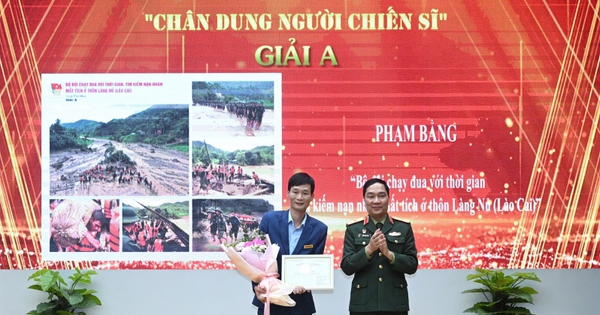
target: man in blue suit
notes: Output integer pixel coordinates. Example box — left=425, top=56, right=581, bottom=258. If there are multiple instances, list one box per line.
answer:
left=253, top=172, right=328, bottom=315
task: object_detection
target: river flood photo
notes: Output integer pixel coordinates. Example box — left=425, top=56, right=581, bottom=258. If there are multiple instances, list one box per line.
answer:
left=189, top=81, right=278, bottom=197
left=48, top=104, right=189, bottom=197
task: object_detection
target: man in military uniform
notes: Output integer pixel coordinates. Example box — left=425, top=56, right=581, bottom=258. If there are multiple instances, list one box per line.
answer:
left=122, top=205, right=143, bottom=252
left=341, top=178, right=418, bottom=315
left=227, top=213, right=242, bottom=241
left=213, top=208, right=228, bottom=244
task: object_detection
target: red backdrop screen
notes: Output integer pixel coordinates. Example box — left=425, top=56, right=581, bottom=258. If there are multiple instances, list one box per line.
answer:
left=1, top=0, right=599, bottom=270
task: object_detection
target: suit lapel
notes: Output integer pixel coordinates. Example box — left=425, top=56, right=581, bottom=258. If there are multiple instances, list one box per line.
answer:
left=365, top=218, right=377, bottom=234
left=280, top=210, right=290, bottom=255
left=365, top=215, right=392, bottom=234
left=381, top=217, right=393, bottom=235
left=292, top=214, right=314, bottom=254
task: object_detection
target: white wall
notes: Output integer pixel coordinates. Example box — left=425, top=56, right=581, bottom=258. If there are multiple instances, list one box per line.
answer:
left=2, top=269, right=597, bottom=315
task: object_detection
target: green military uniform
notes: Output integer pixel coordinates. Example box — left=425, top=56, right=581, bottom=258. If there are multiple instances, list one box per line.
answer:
left=341, top=215, right=418, bottom=315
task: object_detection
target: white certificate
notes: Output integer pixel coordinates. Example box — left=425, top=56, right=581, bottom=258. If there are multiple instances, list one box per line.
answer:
left=281, top=254, right=334, bottom=290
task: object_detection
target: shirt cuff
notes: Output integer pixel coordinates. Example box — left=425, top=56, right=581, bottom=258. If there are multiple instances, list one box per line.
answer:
left=389, top=252, right=396, bottom=264
left=364, top=247, right=372, bottom=260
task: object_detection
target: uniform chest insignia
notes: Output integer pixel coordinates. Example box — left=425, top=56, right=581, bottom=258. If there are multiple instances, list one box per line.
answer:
left=359, top=233, right=371, bottom=238
left=362, top=229, right=366, bottom=233
left=389, top=231, right=402, bottom=236
left=303, top=244, right=313, bottom=249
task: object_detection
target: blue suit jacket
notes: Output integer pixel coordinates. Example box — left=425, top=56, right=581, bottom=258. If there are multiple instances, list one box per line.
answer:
left=252, top=210, right=328, bottom=315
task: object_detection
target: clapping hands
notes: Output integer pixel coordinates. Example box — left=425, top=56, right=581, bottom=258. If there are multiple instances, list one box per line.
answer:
left=366, top=227, right=392, bottom=261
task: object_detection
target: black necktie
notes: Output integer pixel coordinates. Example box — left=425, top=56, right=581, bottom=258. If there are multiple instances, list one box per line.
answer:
left=376, top=222, right=383, bottom=230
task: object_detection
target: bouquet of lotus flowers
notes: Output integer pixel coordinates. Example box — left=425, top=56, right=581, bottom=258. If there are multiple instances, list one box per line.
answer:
left=221, top=230, right=295, bottom=313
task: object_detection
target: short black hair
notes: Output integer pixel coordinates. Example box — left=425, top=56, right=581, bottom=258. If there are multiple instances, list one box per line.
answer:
left=90, top=209, right=105, bottom=222
left=363, top=178, right=389, bottom=197
left=288, top=172, right=315, bottom=194
left=87, top=209, right=106, bottom=229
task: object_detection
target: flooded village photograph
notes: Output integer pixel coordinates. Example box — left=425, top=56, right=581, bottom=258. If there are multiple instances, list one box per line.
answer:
left=190, top=81, right=276, bottom=139
left=190, top=80, right=278, bottom=197
left=191, top=140, right=274, bottom=196
left=48, top=104, right=190, bottom=196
